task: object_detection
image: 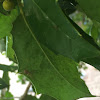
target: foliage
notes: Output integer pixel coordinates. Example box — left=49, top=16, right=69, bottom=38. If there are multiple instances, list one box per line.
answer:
left=0, top=0, right=100, bottom=100
left=4, top=91, right=14, bottom=100
left=22, top=94, right=56, bottom=100
left=0, top=78, right=8, bottom=89
left=17, top=74, right=27, bottom=84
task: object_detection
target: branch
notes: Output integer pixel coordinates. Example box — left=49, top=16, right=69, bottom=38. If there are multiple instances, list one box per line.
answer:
left=20, top=82, right=31, bottom=100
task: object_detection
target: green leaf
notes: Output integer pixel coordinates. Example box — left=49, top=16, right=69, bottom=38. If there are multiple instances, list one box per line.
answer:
left=5, top=91, right=14, bottom=100
left=91, top=23, right=99, bottom=41
left=39, top=95, right=56, bottom=100
left=91, top=21, right=100, bottom=46
left=76, top=0, right=100, bottom=23
left=23, top=94, right=56, bottom=100
left=2, top=72, right=10, bottom=89
left=58, top=0, right=76, bottom=15
left=0, top=78, right=8, bottom=89
left=6, top=35, right=16, bottom=62
left=21, top=95, right=34, bottom=100
left=0, top=64, right=18, bottom=72
left=0, top=38, right=6, bottom=52
left=11, top=14, right=91, bottom=100
left=0, top=9, right=18, bottom=39
left=17, top=74, right=27, bottom=84
left=66, top=16, right=99, bottom=50
left=22, top=0, right=100, bottom=70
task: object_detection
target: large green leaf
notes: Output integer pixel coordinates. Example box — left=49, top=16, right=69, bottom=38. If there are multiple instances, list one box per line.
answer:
left=11, top=13, right=91, bottom=100
left=11, top=0, right=100, bottom=99
left=76, top=0, right=100, bottom=23
left=22, top=0, right=100, bottom=70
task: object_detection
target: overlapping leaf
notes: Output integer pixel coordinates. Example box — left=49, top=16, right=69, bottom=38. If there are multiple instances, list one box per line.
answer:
left=76, top=0, right=100, bottom=23
left=1, top=0, right=100, bottom=99
left=0, top=78, right=8, bottom=89
left=4, top=91, right=14, bottom=100
left=11, top=14, right=92, bottom=100
left=23, top=94, right=56, bottom=100
left=10, top=0, right=95, bottom=99
left=3, top=72, right=10, bottom=89
left=91, top=21, right=100, bottom=46
left=22, top=0, right=100, bottom=70
left=0, top=9, right=18, bottom=38
left=11, top=0, right=100, bottom=99
left=0, top=64, right=18, bottom=72
left=6, top=35, right=16, bottom=61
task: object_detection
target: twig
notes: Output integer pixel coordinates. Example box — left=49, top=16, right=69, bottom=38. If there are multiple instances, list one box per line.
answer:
left=19, top=82, right=32, bottom=100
